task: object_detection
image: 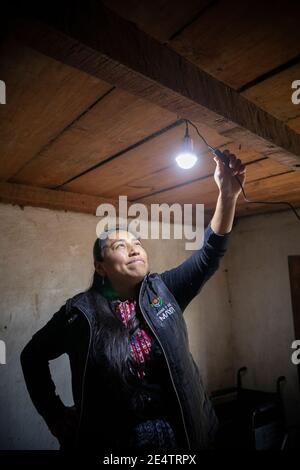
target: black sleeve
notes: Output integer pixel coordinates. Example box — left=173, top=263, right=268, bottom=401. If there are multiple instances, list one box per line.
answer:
left=160, top=223, right=230, bottom=312
left=20, top=304, right=69, bottom=428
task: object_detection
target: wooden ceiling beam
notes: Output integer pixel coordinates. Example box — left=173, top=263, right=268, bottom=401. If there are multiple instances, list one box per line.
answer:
left=0, top=182, right=117, bottom=215
left=11, top=1, right=300, bottom=170
left=0, top=182, right=176, bottom=225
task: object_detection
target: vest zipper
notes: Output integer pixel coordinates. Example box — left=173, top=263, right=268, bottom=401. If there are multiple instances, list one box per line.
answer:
left=74, top=307, right=92, bottom=448
left=138, top=277, right=191, bottom=451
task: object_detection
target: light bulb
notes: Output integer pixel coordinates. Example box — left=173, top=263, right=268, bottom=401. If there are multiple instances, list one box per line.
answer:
left=175, top=123, right=198, bottom=169
left=176, top=152, right=198, bottom=169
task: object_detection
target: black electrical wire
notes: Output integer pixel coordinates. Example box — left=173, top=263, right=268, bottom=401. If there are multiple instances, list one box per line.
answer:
left=185, top=119, right=300, bottom=222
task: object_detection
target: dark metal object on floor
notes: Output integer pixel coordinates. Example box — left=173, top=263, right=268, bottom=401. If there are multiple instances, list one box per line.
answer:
left=210, top=367, right=286, bottom=449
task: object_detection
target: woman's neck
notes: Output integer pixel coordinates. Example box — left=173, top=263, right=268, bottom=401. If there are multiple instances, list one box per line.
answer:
left=117, top=288, right=137, bottom=301
left=113, top=282, right=139, bottom=301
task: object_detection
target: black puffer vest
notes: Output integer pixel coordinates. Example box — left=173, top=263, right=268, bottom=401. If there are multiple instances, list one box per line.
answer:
left=65, top=272, right=219, bottom=451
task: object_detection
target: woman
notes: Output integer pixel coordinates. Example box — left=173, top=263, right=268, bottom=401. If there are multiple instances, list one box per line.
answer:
left=20, top=151, right=246, bottom=453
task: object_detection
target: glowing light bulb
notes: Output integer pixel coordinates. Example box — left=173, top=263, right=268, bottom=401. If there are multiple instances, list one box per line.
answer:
left=175, top=125, right=198, bottom=169
left=175, top=152, right=198, bottom=169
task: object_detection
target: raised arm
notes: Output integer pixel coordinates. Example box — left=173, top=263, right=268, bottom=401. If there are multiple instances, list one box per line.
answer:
left=161, top=150, right=246, bottom=311
left=210, top=149, right=246, bottom=235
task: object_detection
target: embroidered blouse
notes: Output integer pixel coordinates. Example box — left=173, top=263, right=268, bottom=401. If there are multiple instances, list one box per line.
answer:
left=111, top=299, right=152, bottom=379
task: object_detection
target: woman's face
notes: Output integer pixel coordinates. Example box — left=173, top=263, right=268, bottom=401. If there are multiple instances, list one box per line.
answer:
left=95, top=230, right=149, bottom=285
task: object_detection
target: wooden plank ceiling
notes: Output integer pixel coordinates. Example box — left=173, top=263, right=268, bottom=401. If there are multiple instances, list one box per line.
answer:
left=1, top=0, right=300, bottom=223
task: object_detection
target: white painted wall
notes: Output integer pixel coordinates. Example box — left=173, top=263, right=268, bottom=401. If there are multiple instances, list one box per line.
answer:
left=0, top=204, right=97, bottom=450
left=226, top=210, right=300, bottom=427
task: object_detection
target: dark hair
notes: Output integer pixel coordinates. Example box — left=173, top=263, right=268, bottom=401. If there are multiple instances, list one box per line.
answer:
left=88, top=225, right=145, bottom=402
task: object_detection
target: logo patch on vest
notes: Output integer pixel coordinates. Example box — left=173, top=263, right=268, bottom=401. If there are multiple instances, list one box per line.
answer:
left=151, top=297, right=164, bottom=309
left=151, top=297, right=176, bottom=322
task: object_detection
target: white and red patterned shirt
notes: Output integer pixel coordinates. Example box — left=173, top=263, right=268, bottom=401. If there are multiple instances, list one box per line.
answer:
left=112, top=299, right=152, bottom=379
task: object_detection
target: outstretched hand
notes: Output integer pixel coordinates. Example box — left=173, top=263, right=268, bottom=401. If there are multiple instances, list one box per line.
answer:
left=213, top=149, right=246, bottom=199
